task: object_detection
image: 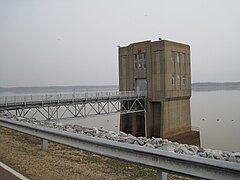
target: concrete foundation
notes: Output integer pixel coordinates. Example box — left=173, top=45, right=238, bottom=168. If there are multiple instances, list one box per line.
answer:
left=166, top=131, right=201, bottom=147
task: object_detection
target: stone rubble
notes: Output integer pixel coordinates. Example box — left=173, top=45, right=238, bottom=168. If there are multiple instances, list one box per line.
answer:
left=1, top=113, right=240, bottom=163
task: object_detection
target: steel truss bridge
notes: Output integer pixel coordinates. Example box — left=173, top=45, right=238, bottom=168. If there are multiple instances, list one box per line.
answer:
left=0, top=91, right=146, bottom=120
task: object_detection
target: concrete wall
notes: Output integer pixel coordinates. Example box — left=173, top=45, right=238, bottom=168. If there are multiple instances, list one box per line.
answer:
left=162, top=99, right=191, bottom=138
left=119, top=39, right=196, bottom=140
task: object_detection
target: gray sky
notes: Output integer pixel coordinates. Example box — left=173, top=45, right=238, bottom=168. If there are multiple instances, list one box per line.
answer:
left=0, top=0, right=240, bottom=87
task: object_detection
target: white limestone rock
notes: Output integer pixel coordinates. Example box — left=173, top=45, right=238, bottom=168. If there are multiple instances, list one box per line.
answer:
left=119, top=131, right=128, bottom=137
left=160, top=144, right=175, bottom=152
left=232, top=152, right=240, bottom=158
left=135, top=139, right=145, bottom=146
left=16, top=117, right=25, bottom=121
left=188, top=145, right=199, bottom=153
left=55, top=123, right=63, bottom=127
left=144, top=143, right=155, bottom=148
left=8, top=117, right=240, bottom=163
left=126, top=138, right=135, bottom=144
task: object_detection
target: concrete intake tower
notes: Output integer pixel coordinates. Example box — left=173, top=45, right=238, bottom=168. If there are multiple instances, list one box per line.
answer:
left=119, top=39, right=200, bottom=146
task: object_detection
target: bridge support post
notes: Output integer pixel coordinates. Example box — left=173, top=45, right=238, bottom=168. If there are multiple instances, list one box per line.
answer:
left=41, top=139, right=48, bottom=152
left=144, top=100, right=147, bottom=137
left=156, top=170, right=167, bottom=180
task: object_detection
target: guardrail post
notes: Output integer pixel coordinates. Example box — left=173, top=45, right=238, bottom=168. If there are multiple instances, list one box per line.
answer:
left=156, top=170, right=167, bottom=180
left=5, top=97, right=7, bottom=107
left=24, top=96, right=26, bottom=106
left=41, top=139, right=48, bottom=152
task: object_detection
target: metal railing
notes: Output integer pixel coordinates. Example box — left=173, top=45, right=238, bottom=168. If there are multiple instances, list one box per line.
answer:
left=0, top=91, right=147, bottom=120
left=0, top=91, right=146, bottom=107
left=0, top=117, right=239, bottom=180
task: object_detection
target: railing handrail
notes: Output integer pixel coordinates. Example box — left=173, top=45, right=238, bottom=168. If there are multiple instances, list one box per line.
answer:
left=0, top=91, right=147, bottom=105
left=0, top=117, right=239, bottom=180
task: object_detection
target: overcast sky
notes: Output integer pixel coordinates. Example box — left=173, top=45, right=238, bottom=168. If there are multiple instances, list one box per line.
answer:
left=0, top=0, right=240, bottom=87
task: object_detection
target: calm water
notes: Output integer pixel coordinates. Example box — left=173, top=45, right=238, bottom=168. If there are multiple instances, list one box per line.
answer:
left=62, top=91, right=240, bottom=152
left=1, top=86, right=239, bottom=152
left=191, top=91, right=240, bottom=152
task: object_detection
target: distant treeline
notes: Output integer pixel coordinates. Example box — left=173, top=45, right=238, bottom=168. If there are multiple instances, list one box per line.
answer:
left=1, top=83, right=240, bottom=94
left=192, top=82, right=240, bottom=91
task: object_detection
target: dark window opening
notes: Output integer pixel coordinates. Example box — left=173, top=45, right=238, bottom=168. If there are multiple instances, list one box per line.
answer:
left=134, top=53, right=146, bottom=68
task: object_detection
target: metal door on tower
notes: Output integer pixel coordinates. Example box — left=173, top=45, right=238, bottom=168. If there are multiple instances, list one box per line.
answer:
left=136, top=79, right=147, bottom=92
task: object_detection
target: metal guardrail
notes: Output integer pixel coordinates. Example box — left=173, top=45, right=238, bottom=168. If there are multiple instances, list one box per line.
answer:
left=0, top=117, right=239, bottom=180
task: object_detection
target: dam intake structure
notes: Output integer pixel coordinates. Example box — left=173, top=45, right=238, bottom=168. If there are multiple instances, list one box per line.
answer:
left=118, top=39, right=200, bottom=146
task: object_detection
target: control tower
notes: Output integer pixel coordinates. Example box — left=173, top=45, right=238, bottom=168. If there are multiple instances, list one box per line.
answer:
left=119, top=39, right=200, bottom=146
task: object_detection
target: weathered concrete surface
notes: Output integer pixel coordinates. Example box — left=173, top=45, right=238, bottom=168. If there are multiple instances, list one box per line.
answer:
left=166, top=131, right=200, bottom=147
left=119, top=40, right=195, bottom=142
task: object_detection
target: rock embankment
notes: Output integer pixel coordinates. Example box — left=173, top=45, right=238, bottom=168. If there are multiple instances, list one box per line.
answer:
left=1, top=113, right=240, bottom=163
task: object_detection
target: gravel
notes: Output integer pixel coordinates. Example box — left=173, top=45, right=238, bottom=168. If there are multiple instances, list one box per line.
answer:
left=2, top=113, right=240, bottom=163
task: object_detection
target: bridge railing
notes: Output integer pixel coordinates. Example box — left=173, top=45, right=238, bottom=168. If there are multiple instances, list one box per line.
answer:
left=0, top=91, right=147, bottom=106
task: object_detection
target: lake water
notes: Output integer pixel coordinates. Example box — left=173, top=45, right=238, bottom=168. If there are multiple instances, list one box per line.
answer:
left=0, top=86, right=239, bottom=152
left=191, top=90, right=240, bottom=152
